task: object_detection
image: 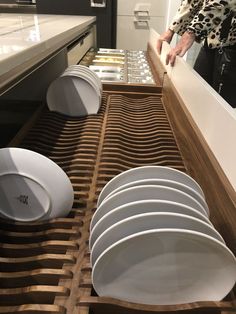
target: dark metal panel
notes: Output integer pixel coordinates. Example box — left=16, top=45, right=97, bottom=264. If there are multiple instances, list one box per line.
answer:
left=36, top=0, right=117, bottom=48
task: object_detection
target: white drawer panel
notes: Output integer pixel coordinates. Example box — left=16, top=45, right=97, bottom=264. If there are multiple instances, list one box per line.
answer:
left=117, top=0, right=167, bottom=16
left=116, top=16, right=165, bottom=50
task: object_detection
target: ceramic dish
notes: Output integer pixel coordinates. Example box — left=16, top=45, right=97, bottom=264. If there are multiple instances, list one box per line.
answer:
left=100, top=178, right=208, bottom=213
left=61, top=70, right=101, bottom=102
left=0, top=147, right=74, bottom=222
left=91, top=185, right=208, bottom=230
left=89, top=200, right=212, bottom=250
left=65, top=65, right=102, bottom=93
left=47, top=75, right=100, bottom=117
left=91, top=212, right=225, bottom=265
left=97, top=166, right=206, bottom=210
left=92, top=229, right=236, bottom=305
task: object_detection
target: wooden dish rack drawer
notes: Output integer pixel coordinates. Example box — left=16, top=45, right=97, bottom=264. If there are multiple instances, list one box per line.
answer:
left=0, top=83, right=235, bottom=314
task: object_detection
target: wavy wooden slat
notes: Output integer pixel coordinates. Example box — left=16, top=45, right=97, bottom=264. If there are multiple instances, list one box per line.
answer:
left=0, top=228, right=79, bottom=244
left=104, top=130, right=173, bottom=138
left=0, top=304, right=66, bottom=314
left=81, top=263, right=92, bottom=272
left=79, top=279, right=92, bottom=289
left=77, top=296, right=235, bottom=314
left=105, top=128, right=173, bottom=137
left=97, top=164, right=186, bottom=175
left=0, top=254, right=76, bottom=272
left=101, top=149, right=181, bottom=158
left=107, top=111, right=166, bottom=119
left=0, top=269, right=73, bottom=288
left=22, top=136, right=99, bottom=147
left=0, top=240, right=79, bottom=257
left=107, top=115, right=169, bottom=124
left=0, top=218, right=82, bottom=232
left=23, top=129, right=100, bottom=140
left=103, top=135, right=176, bottom=145
left=97, top=160, right=185, bottom=171
left=48, top=151, right=98, bottom=161
left=30, top=116, right=102, bottom=128
left=0, top=286, right=70, bottom=306
left=102, top=145, right=180, bottom=154
left=102, top=138, right=177, bottom=149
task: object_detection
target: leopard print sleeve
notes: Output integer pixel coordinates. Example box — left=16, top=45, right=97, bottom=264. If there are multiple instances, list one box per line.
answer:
left=169, top=0, right=203, bottom=35
left=188, top=0, right=236, bottom=42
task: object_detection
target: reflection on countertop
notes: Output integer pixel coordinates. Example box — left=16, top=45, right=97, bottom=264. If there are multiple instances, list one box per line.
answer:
left=0, top=14, right=96, bottom=75
left=0, top=13, right=96, bottom=97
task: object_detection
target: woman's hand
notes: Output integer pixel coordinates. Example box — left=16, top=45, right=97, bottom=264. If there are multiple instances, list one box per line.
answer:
left=166, top=31, right=196, bottom=66
left=156, top=29, right=174, bottom=54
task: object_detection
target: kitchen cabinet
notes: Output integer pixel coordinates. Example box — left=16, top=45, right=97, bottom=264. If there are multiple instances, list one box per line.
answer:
left=116, top=0, right=167, bottom=50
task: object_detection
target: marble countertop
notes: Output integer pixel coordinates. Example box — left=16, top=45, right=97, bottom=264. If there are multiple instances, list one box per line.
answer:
left=0, top=13, right=96, bottom=92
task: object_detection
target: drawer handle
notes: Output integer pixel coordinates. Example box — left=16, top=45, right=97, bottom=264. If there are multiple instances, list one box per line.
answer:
left=90, top=0, right=106, bottom=8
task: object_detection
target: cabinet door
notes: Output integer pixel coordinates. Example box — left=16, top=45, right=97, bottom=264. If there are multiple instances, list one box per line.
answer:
left=116, top=16, right=165, bottom=50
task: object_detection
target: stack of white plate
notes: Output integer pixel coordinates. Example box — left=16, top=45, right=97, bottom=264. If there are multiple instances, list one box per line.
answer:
left=89, top=166, right=236, bottom=305
left=46, top=65, right=102, bottom=117
left=0, top=147, right=74, bottom=222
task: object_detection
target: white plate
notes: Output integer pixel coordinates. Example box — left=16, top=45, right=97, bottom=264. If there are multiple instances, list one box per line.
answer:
left=97, top=166, right=205, bottom=208
left=101, top=178, right=208, bottom=214
left=92, top=229, right=236, bottom=305
left=63, top=68, right=100, bottom=92
left=61, top=70, right=101, bottom=103
left=64, top=66, right=102, bottom=95
left=91, top=212, right=225, bottom=265
left=89, top=200, right=212, bottom=250
left=66, top=65, right=102, bottom=93
left=0, top=147, right=74, bottom=222
left=47, top=75, right=100, bottom=117
left=91, top=185, right=208, bottom=230
left=76, top=65, right=102, bottom=92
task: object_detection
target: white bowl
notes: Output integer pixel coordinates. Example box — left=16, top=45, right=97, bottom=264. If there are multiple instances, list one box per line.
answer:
left=0, top=147, right=74, bottom=222
left=97, top=166, right=205, bottom=208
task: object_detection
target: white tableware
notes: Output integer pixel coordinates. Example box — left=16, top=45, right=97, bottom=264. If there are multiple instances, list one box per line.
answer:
left=63, top=65, right=102, bottom=94
left=91, top=212, right=225, bottom=265
left=92, top=229, right=236, bottom=305
left=101, top=178, right=208, bottom=213
left=47, top=75, right=100, bottom=117
left=66, top=65, right=102, bottom=92
left=61, top=70, right=101, bottom=103
left=97, top=166, right=205, bottom=208
left=0, top=147, right=74, bottom=222
left=98, top=166, right=205, bottom=210
left=89, top=200, right=212, bottom=250
left=91, top=185, right=208, bottom=230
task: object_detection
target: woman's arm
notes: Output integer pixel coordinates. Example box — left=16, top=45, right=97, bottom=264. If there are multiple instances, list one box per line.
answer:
left=166, top=0, right=235, bottom=66
left=157, top=0, right=202, bottom=54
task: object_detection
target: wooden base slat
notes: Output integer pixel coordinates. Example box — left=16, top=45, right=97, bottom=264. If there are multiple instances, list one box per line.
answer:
left=0, top=269, right=73, bottom=288
left=0, top=254, right=76, bottom=272
left=0, top=304, right=66, bottom=314
left=0, top=286, right=70, bottom=306
left=77, top=296, right=235, bottom=314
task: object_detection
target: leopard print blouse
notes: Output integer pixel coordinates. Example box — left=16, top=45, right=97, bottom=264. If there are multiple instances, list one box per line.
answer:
left=169, top=0, right=236, bottom=48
